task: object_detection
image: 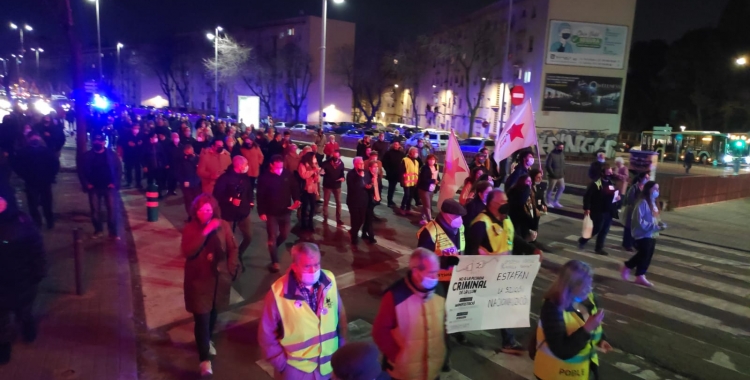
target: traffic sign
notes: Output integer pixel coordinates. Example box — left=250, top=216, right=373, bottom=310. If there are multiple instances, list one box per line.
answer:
left=510, top=86, right=525, bottom=106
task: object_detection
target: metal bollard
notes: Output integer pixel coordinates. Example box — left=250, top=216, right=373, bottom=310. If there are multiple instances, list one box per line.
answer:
left=73, top=228, right=83, bottom=296
left=146, top=183, right=159, bottom=222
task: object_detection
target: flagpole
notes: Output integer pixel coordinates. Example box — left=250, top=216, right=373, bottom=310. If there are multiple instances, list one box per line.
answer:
left=528, top=98, right=543, bottom=173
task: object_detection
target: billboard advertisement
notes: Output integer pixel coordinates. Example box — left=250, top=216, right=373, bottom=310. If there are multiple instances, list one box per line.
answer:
left=546, top=20, right=628, bottom=69
left=542, top=74, right=622, bottom=114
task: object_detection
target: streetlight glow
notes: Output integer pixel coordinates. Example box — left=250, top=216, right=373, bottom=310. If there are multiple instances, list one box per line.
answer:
left=207, top=33, right=215, bottom=40
left=394, top=84, right=399, bottom=88
left=9, top=23, right=17, bottom=29
left=737, top=57, right=747, bottom=66
left=216, top=26, right=223, bottom=32
left=333, top=0, right=344, bottom=3
left=24, top=25, right=32, bottom=31
left=117, top=43, right=124, bottom=49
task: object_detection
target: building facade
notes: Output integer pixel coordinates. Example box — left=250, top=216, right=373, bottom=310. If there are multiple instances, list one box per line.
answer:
left=391, top=0, right=636, bottom=156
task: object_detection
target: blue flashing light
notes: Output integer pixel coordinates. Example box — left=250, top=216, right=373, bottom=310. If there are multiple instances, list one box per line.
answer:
left=92, top=94, right=110, bottom=110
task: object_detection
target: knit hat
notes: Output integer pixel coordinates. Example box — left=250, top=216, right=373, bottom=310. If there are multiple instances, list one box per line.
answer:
left=331, top=342, right=383, bottom=380
left=440, top=198, right=466, bottom=216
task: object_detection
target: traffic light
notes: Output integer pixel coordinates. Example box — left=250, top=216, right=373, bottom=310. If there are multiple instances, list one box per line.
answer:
left=735, top=140, right=746, bottom=149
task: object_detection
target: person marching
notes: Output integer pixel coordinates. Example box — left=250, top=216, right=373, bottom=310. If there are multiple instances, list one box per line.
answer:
left=175, top=144, right=201, bottom=220
left=398, top=147, right=420, bottom=216
left=258, top=242, right=347, bottom=380
left=417, top=154, right=440, bottom=225
left=533, top=260, right=612, bottom=380
left=416, top=199, right=466, bottom=284
left=578, top=164, right=619, bottom=256
left=621, top=181, right=665, bottom=287
left=212, top=156, right=255, bottom=271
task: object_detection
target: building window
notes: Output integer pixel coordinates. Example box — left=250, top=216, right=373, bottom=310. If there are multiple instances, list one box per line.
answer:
left=528, top=36, right=534, bottom=53
left=524, top=70, right=532, bottom=84
left=516, top=68, right=523, bottom=80
left=288, top=28, right=295, bottom=36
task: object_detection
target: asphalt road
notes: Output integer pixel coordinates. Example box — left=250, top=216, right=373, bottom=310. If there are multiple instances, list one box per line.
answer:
left=123, top=172, right=750, bottom=380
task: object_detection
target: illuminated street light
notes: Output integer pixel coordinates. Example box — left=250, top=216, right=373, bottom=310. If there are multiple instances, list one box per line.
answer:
left=319, top=0, right=345, bottom=131
left=208, top=26, right=223, bottom=117
left=30, top=47, right=43, bottom=77
left=87, top=0, right=103, bottom=79
left=394, top=84, right=399, bottom=88
left=206, top=33, right=215, bottom=40
left=736, top=57, right=747, bottom=66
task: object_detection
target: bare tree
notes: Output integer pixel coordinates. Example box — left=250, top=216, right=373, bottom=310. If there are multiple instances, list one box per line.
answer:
left=394, top=37, right=431, bottom=127
left=279, top=43, right=313, bottom=124
left=242, top=50, right=277, bottom=118
left=204, top=36, right=251, bottom=113
left=55, top=0, right=88, bottom=156
left=430, top=19, right=505, bottom=136
left=334, top=44, right=391, bottom=127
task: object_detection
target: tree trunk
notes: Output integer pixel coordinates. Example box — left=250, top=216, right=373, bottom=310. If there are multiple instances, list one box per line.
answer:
left=60, top=0, right=88, bottom=160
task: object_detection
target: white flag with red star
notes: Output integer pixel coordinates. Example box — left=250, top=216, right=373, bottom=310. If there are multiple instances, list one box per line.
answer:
left=438, top=130, right=470, bottom=209
left=494, top=99, right=537, bottom=164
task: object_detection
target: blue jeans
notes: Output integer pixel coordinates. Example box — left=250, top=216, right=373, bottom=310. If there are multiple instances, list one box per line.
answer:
left=579, top=212, right=612, bottom=252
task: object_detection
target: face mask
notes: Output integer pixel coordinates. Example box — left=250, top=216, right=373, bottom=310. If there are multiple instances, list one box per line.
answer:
left=299, top=269, right=321, bottom=286
left=641, top=178, right=649, bottom=185
left=449, top=216, right=463, bottom=229
left=93, top=143, right=104, bottom=150
left=172, top=139, right=180, bottom=144
left=151, top=139, right=158, bottom=144
left=272, top=168, right=283, bottom=175
left=241, top=166, right=249, bottom=174
left=421, top=276, right=438, bottom=290
left=216, top=147, right=224, bottom=153
left=562, top=33, right=571, bottom=40
left=598, top=158, right=605, bottom=163
left=478, top=156, right=486, bottom=163
left=526, top=158, right=535, bottom=166
left=652, top=191, right=659, bottom=199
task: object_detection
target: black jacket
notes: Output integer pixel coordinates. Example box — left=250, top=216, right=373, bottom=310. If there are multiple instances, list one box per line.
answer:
left=256, top=169, right=300, bottom=217
left=583, top=178, right=617, bottom=215
left=213, top=168, right=255, bottom=222
left=0, top=211, right=46, bottom=308
left=80, top=148, right=122, bottom=190
left=462, top=196, right=485, bottom=228
left=371, top=140, right=389, bottom=159
left=118, top=133, right=143, bottom=162
left=266, top=139, right=284, bottom=160
left=505, top=165, right=530, bottom=189
left=416, top=164, right=440, bottom=192
left=356, top=140, right=371, bottom=159
left=345, top=170, right=370, bottom=208
left=12, top=143, right=60, bottom=186
left=588, top=161, right=604, bottom=181
left=37, top=123, right=66, bottom=152
left=507, top=185, right=536, bottom=239
left=164, top=141, right=182, bottom=167
left=321, top=158, right=345, bottom=189
left=175, top=154, right=201, bottom=189
left=382, top=148, right=405, bottom=181
left=141, top=142, right=169, bottom=170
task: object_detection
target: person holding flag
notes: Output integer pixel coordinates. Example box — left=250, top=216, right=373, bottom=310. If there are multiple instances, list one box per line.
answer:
left=494, top=99, right=541, bottom=184
left=437, top=130, right=470, bottom=210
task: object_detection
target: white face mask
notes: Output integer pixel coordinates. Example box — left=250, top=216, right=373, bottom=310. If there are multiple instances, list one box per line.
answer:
left=449, top=215, right=463, bottom=229
left=272, top=168, right=283, bottom=175
left=526, top=158, right=535, bottom=167
left=299, top=269, right=321, bottom=286
left=172, top=139, right=180, bottom=144
left=241, top=165, right=249, bottom=174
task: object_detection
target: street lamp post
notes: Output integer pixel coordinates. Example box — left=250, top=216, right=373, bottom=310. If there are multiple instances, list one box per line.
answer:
left=117, top=43, right=123, bottom=99
left=30, top=48, right=43, bottom=78
left=9, top=23, right=32, bottom=78
left=207, top=27, right=223, bottom=118
left=319, top=0, right=344, bottom=129
left=87, top=0, right=103, bottom=80
left=0, top=58, right=7, bottom=76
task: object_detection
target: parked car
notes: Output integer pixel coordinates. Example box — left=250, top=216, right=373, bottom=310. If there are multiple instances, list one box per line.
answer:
left=274, top=121, right=292, bottom=130
left=333, top=122, right=359, bottom=134
left=359, top=122, right=386, bottom=131
left=322, top=121, right=336, bottom=133
left=290, top=123, right=309, bottom=132
left=340, top=129, right=377, bottom=142
left=405, top=130, right=450, bottom=150
left=386, top=123, right=417, bottom=134
left=458, top=137, right=495, bottom=154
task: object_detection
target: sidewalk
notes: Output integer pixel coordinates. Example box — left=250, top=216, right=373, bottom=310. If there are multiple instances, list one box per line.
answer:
left=0, top=148, right=138, bottom=379
left=553, top=192, right=750, bottom=252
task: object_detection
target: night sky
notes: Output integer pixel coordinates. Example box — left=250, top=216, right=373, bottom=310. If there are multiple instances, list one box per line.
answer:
left=0, top=0, right=734, bottom=59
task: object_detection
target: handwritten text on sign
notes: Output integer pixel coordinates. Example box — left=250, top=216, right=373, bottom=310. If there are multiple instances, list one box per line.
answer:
left=445, top=255, right=540, bottom=334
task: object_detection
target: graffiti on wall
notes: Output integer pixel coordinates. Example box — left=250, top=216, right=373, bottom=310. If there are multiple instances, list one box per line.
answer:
left=537, top=129, right=618, bottom=157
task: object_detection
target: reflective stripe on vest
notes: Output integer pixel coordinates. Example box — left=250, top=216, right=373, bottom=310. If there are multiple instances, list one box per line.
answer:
left=416, top=221, right=464, bottom=282
left=533, top=293, right=602, bottom=380
left=402, top=157, right=419, bottom=187
left=271, top=269, right=340, bottom=375
left=470, top=212, right=514, bottom=255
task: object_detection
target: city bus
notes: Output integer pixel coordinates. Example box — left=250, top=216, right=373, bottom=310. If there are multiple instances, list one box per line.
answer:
left=639, top=130, right=749, bottom=164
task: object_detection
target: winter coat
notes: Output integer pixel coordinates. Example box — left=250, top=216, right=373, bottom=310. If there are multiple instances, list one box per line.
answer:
left=80, top=149, right=122, bottom=190
left=175, top=154, right=201, bottom=189
left=382, top=149, right=406, bottom=181
left=256, top=169, right=300, bottom=217
left=141, top=142, right=169, bottom=170
left=583, top=178, right=617, bottom=216
left=12, top=143, right=60, bottom=186
left=323, top=141, right=340, bottom=157
left=38, top=124, right=66, bottom=152
left=118, top=133, right=144, bottom=162
left=507, top=185, right=536, bottom=239
left=181, top=219, right=239, bottom=314
left=284, top=151, right=301, bottom=172
left=239, top=146, right=264, bottom=178
left=297, top=163, right=321, bottom=195
left=416, top=164, right=440, bottom=192
left=197, top=149, right=232, bottom=194
left=505, top=165, right=530, bottom=189
left=545, top=150, right=565, bottom=179
left=321, top=158, right=345, bottom=189
left=212, top=168, right=255, bottom=222
left=356, top=140, right=371, bottom=159
left=0, top=210, right=46, bottom=309
left=371, top=139, right=389, bottom=159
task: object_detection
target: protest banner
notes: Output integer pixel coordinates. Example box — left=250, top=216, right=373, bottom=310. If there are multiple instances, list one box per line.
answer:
left=445, top=255, right=541, bottom=334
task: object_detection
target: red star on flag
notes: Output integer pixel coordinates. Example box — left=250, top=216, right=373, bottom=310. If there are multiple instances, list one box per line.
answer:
left=451, top=156, right=467, bottom=175
left=508, top=123, right=525, bottom=141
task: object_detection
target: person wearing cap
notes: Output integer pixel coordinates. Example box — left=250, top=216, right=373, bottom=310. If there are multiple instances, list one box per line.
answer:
left=372, top=248, right=446, bottom=380
left=466, top=189, right=540, bottom=354
left=331, top=342, right=388, bottom=380
left=80, top=134, right=122, bottom=239
left=258, top=242, right=347, bottom=380
left=545, top=141, right=566, bottom=208
left=416, top=199, right=466, bottom=284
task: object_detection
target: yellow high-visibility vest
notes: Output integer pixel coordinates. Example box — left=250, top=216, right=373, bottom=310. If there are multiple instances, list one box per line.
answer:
left=533, top=293, right=603, bottom=380
left=271, top=269, right=340, bottom=375
left=417, top=220, right=464, bottom=282
left=402, top=157, right=420, bottom=187
left=470, top=212, right=514, bottom=255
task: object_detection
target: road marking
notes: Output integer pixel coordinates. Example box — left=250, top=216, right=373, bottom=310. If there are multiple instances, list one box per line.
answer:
left=603, top=293, right=750, bottom=337
left=560, top=237, right=750, bottom=298
left=543, top=247, right=750, bottom=319
left=706, top=352, right=737, bottom=372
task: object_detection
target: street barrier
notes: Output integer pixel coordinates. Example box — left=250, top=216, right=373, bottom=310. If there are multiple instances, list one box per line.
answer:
left=666, top=173, right=750, bottom=209
left=146, top=183, right=159, bottom=222
left=73, top=228, right=84, bottom=295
